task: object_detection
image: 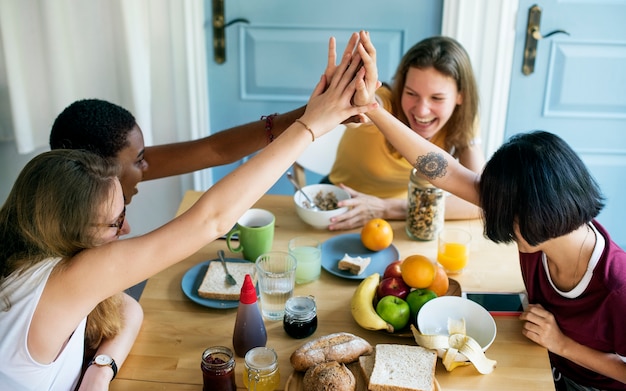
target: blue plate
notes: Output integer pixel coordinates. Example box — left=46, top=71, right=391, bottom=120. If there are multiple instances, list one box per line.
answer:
left=321, top=233, right=400, bottom=280
left=181, top=258, right=256, bottom=309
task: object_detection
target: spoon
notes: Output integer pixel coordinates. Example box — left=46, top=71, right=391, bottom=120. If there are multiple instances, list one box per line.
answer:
left=286, top=172, right=320, bottom=211
left=218, top=250, right=237, bottom=286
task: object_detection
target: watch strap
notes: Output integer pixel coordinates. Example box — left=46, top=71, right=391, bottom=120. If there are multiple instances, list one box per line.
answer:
left=88, top=355, right=118, bottom=381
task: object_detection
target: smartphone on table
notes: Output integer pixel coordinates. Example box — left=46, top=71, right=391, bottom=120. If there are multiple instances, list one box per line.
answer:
left=463, top=292, right=528, bottom=316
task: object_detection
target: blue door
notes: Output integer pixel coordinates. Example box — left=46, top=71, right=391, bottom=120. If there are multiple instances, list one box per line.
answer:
left=203, top=0, right=442, bottom=195
left=505, top=0, right=626, bottom=247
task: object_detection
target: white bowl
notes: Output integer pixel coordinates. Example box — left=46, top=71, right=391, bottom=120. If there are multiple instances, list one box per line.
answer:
left=417, top=296, right=496, bottom=362
left=294, top=184, right=351, bottom=229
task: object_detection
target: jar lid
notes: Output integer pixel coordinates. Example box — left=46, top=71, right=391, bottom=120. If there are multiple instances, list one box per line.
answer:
left=245, top=347, right=278, bottom=371
left=410, top=168, right=437, bottom=188
left=285, top=296, right=316, bottom=320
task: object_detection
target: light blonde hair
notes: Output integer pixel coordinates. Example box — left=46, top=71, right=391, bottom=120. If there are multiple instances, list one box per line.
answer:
left=0, top=149, right=124, bottom=349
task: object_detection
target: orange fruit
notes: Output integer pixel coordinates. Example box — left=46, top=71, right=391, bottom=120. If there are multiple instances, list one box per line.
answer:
left=401, top=254, right=436, bottom=289
left=426, top=264, right=449, bottom=296
left=360, top=218, right=394, bottom=251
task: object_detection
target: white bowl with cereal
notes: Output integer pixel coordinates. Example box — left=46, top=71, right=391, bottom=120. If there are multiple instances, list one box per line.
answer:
left=293, top=184, right=350, bottom=229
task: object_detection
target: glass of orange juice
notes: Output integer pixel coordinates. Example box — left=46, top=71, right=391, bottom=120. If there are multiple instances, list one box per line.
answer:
left=437, top=228, right=471, bottom=274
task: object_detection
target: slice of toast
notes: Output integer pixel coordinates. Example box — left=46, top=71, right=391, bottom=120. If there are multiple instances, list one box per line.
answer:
left=368, top=344, right=437, bottom=391
left=358, top=351, right=375, bottom=383
left=197, top=261, right=256, bottom=300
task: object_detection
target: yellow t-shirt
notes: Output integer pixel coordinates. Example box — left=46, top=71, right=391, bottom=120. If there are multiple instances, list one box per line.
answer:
left=328, top=88, right=413, bottom=199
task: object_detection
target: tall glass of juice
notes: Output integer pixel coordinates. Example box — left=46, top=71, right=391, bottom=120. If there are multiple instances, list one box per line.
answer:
left=288, top=236, right=322, bottom=284
left=437, top=228, right=471, bottom=274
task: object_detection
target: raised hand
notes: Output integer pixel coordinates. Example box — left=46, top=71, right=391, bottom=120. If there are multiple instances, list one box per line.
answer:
left=324, top=33, right=371, bottom=124
left=353, top=30, right=379, bottom=107
left=300, top=40, right=378, bottom=140
left=324, top=33, right=360, bottom=86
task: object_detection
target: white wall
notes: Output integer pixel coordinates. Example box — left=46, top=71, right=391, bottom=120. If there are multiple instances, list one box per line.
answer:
left=0, top=1, right=202, bottom=237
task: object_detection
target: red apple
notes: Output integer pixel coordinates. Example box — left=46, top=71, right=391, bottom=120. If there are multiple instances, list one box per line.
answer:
left=382, top=260, right=403, bottom=280
left=377, top=277, right=411, bottom=300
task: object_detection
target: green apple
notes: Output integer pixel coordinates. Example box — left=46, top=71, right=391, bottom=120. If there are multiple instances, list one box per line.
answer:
left=406, top=289, right=437, bottom=326
left=375, top=295, right=410, bottom=331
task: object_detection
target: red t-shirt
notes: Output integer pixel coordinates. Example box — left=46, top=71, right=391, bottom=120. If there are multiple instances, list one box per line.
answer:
left=520, top=220, right=626, bottom=390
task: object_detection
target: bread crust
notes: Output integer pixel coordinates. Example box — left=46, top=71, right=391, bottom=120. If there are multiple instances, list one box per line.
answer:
left=303, top=361, right=356, bottom=391
left=290, top=332, right=373, bottom=372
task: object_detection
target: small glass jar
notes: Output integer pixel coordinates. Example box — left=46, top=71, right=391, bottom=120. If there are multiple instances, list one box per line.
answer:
left=243, top=347, right=280, bottom=391
left=201, top=346, right=236, bottom=391
left=406, top=169, right=445, bottom=241
left=283, top=296, right=317, bottom=339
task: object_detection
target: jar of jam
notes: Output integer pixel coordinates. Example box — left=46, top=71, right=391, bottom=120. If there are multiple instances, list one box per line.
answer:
left=406, top=168, right=445, bottom=241
left=283, top=296, right=317, bottom=339
left=243, top=347, right=280, bottom=391
left=201, top=346, right=236, bottom=391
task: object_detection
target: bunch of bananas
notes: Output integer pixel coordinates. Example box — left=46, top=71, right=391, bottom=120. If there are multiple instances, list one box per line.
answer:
left=410, top=319, right=497, bottom=374
left=350, top=273, right=394, bottom=333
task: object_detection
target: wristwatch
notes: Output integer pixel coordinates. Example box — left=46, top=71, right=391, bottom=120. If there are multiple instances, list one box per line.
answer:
left=88, top=354, right=118, bottom=380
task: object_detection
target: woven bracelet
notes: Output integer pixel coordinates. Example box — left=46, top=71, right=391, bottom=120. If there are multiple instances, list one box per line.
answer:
left=261, top=113, right=278, bottom=144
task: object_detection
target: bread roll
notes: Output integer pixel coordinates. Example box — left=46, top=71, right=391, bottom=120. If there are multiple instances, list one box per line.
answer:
left=290, top=332, right=373, bottom=372
left=303, top=361, right=355, bottom=391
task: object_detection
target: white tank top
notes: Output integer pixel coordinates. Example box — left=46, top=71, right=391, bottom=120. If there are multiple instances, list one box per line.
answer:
left=0, top=258, right=86, bottom=390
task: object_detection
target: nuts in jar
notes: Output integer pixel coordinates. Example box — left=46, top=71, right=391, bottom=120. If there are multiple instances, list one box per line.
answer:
left=406, top=169, right=445, bottom=241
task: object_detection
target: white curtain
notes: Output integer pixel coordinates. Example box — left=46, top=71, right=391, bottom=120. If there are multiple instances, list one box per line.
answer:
left=0, top=0, right=173, bottom=154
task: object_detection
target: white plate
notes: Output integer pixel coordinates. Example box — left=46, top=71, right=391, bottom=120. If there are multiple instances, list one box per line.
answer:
left=181, top=258, right=257, bottom=309
left=321, top=233, right=400, bottom=280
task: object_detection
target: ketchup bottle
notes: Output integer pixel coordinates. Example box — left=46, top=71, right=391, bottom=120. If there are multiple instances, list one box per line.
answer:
left=233, top=274, right=267, bottom=357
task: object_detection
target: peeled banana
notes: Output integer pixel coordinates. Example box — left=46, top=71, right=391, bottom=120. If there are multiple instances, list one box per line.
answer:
left=350, top=273, right=394, bottom=333
left=410, top=321, right=497, bottom=374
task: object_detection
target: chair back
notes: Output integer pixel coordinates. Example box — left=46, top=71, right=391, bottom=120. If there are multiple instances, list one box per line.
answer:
left=291, top=125, right=346, bottom=188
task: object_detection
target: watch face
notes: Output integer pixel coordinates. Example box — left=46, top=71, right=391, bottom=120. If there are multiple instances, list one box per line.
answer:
left=95, top=354, right=113, bottom=366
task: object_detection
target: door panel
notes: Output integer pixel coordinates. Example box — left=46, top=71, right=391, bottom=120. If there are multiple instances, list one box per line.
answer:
left=204, top=0, right=442, bottom=195
left=240, top=28, right=403, bottom=101
left=505, top=0, right=626, bottom=247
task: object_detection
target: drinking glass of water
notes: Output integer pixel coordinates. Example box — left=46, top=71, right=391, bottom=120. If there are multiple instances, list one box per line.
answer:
left=255, top=251, right=296, bottom=321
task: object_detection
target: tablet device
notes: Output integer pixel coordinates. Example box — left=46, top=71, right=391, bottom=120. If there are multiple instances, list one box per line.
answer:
left=463, top=292, right=528, bottom=316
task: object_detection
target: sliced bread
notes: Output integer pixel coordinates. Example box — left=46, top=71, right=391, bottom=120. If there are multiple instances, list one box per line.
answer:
left=368, top=344, right=437, bottom=391
left=358, top=353, right=375, bottom=383
left=197, top=261, right=256, bottom=300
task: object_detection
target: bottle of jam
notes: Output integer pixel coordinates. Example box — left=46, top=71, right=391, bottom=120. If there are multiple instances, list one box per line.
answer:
left=200, top=346, right=236, bottom=391
left=283, top=296, right=317, bottom=339
left=233, top=274, right=267, bottom=357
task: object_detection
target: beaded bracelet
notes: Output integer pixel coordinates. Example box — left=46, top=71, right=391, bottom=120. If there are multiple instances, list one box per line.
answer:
left=295, top=119, right=315, bottom=142
left=261, top=113, right=278, bottom=144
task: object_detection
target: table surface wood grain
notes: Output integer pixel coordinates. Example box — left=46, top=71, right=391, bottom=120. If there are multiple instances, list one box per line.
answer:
left=110, top=191, right=554, bottom=391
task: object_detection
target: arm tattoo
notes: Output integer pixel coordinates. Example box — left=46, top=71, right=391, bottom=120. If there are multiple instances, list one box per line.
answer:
left=414, top=152, right=448, bottom=180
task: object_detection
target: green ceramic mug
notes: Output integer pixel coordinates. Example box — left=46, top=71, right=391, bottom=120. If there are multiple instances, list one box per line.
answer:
left=226, top=209, right=275, bottom=261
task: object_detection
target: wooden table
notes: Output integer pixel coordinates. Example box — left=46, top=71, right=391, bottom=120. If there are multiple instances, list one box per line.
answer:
left=111, top=191, right=554, bottom=391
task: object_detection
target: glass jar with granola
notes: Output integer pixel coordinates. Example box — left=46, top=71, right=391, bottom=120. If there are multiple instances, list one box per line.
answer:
left=406, top=168, right=445, bottom=241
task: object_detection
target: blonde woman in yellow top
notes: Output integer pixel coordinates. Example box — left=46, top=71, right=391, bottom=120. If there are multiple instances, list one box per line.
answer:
left=326, top=36, right=485, bottom=230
